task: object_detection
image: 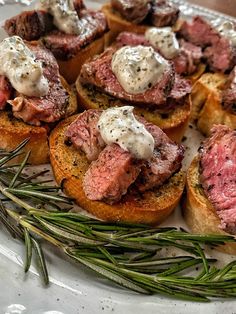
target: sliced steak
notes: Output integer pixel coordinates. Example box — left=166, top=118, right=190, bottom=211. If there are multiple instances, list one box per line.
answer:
left=149, top=0, right=179, bottom=27
left=116, top=32, right=150, bottom=47
left=83, top=143, right=142, bottom=203
left=222, top=66, right=236, bottom=114
left=135, top=118, right=184, bottom=191
left=43, top=10, right=107, bottom=60
left=204, top=38, right=236, bottom=72
left=178, top=16, right=220, bottom=47
left=4, top=10, right=54, bottom=41
left=65, top=109, right=105, bottom=161
left=80, top=47, right=175, bottom=106
left=199, top=125, right=236, bottom=234
left=173, top=39, right=202, bottom=75
left=111, top=0, right=151, bottom=24
left=0, top=76, right=13, bottom=110
left=167, top=74, right=191, bottom=104
left=8, top=43, right=69, bottom=126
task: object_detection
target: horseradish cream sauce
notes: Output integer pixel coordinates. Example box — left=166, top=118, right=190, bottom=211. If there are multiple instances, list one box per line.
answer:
left=111, top=45, right=169, bottom=94
left=145, top=27, right=180, bottom=59
left=0, top=36, right=49, bottom=97
left=98, top=106, right=155, bottom=160
left=40, top=0, right=81, bottom=35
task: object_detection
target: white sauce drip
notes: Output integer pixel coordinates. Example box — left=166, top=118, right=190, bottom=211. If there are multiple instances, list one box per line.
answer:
left=111, top=45, right=169, bottom=94
left=40, top=0, right=81, bottom=35
left=0, top=36, right=49, bottom=97
left=145, top=27, right=180, bottom=59
left=98, top=106, right=155, bottom=160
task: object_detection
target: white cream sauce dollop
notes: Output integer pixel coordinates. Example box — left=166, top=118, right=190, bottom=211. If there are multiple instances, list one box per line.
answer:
left=145, top=27, right=180, bottom=59
left=111, top=45, right=169, bottom=94
left=98, top=106, right=155, bottom=160
left=0, top=36, right=49, bottom=97
left=40, top=0, right=81, bottom=35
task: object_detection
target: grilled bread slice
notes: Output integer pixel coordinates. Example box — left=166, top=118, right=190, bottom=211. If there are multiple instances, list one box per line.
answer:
left=183, top=157, right=236, bottom=255
left=50, top=114, right=185, bottom=224
left=0, top=76, right=77, bottom=165
left=191, top=73, right=236, bottom=136
left=75, top=79, right=191, bottom=143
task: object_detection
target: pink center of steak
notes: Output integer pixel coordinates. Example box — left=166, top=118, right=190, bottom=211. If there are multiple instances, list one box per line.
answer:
left=83, top=143, right=142, bottom=203
left=80, top=47, right=175, bottom=106
left=7, top=43, right=69, bottom=126
left=65, top=109, right=105, bottom=161
left=66, top=109, right=184, bottom=203
left=0, top=76, right=13, bottom=110
left=179, top=16, right=236, bottom=72
left=200, top=125, right=236, bottom=234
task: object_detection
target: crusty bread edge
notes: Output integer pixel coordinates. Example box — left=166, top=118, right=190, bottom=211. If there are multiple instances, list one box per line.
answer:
left=191, top=72, right=236, bottom=136
left=183, top=156, right=236, bottom=254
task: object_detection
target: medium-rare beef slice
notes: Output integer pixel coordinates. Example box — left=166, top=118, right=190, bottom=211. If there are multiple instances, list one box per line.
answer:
left=199, top=125, right=236, bottom=234
left=178, top=16, right=220, bottom=47
left=83, top=143, right=142, bottom=203
left=111, top=0, right=151, bottom=24
left=135, top=118, right=184, bottom=191
left=116, top=32, right=150, bottom=48
left=65, top=109, right=105, bottom=161
left=8, top=43, right=69, bottom=126
left=149, top=0, right=179, bottom=27
left=43, top=10, right=107, bottom=60
left=80, top=47, right=175, bottom=106
left=0, top=76, right=13, bottom=110
left=4, top=10, right=54, bottom=41
left=204, top=37, right=236, bottom=72
left=167, top=74, right=191, bottom=105
left=222, top=66, right=236, bottom=114
left=179, top=16, right=236, bottom=72
left=173, top=39, right=202, bottom=75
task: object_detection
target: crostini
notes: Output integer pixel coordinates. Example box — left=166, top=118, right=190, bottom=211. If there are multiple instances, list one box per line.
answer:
left=50, top=107, right=185, bottom=224
left=191, top=69, right=236, bottom=135
left=184, top=125, right=236, bottom=254
left=102, top=0, right=180, bottom=41
left=3, top=0, right=109, bottom=83
left=76, top=41, right=192, bottom=142
left=0, top=36, right=77, bottom=164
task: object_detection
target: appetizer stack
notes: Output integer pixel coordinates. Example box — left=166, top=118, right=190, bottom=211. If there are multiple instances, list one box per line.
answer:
left=0, top=0, right=236, bottom=251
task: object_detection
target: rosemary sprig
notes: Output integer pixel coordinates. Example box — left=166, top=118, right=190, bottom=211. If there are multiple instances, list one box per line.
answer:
left=0, top=141, right=236, bottom=302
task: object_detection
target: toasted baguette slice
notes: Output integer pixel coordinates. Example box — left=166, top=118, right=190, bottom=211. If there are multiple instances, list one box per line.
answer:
left=183, top=156, right=236, bottom=254
left=50, top=114, right=186, bottom=224
left=75, top=79, right=191, bottom=143
left=191, top=73, right=236, bottom=136
left=0, top=76, right=77, bottom=165
left=56, top=36, right=106, bottom=84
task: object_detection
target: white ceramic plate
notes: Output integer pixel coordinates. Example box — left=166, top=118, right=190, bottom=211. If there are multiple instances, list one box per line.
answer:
left=0, top=1, right=236, bottom=314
